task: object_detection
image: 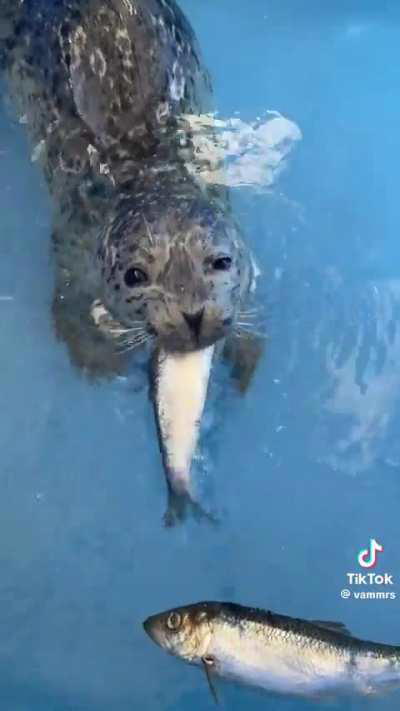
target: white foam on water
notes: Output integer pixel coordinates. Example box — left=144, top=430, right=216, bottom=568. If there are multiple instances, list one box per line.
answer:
left=182, top=111, right=302, bottom=190
left=324, top=279, right=400, bottom=474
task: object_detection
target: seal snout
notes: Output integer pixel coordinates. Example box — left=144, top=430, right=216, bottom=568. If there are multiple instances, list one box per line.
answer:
left=182, top=308, right=204, bottom=342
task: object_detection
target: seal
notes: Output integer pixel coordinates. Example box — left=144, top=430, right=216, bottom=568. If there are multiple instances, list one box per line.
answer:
left=1, top=0, right=263, bottom=519
left=0, top=0, right=257, bottom=374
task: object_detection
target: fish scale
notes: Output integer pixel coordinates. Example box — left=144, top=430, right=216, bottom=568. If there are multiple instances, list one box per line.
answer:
left=143, top=601, right=400, bottom=699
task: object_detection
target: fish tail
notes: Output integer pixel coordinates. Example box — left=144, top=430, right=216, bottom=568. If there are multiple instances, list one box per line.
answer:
left=163, top=490, right=188, bottom=527
left=163, top=490, right=218, bottom=528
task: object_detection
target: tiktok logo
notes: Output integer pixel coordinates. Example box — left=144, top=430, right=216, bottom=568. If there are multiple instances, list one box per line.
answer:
left=357, top=539, right=384, bottom=569
left=342, top=539, right=394, bottom=599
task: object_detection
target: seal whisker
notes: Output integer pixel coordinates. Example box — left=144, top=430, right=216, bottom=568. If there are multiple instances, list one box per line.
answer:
left=238, top=305, right=265, bottom=315
left=115, top=321, right=148, bottom=338
left=237, top=312, right=264, bottom=323
left=236, top=326, right=266, bottom=334
left=235, top=327, right=265, bottom=339
left=117, top=330, right=150, bottom=348
left=117, top=325, right=147, bottom=337
left=143, top=214, right=155, bottom=247
left=117, top=334, right=153, bottom=354
left=239, top=307, right=261, bottom=315
left=236, top=321, right=260, bottom=328
left=238, top=313, right=261, bottom=321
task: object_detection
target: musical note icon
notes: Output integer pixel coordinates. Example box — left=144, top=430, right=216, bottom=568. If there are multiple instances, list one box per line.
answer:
left=358, top=539, right=384, bottom=569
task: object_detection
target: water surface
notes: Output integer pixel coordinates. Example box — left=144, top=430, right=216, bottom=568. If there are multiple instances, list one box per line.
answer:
left=1, top=1, right=400, bottom=709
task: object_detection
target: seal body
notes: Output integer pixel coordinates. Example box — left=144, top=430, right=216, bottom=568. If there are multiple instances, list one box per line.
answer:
left=1, top=0, right=260, bottom=519
left=1, top=0, right=254, bottom=371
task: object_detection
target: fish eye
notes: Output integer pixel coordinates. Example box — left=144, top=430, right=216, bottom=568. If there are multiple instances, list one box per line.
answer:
left=213, top=256, right=232, bottom=271
left=166, top=612, right=182, bottom=631
left=124, top=267, right=148, bottom=288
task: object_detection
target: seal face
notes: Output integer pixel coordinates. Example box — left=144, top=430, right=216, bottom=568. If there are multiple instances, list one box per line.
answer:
left=100, top=193, right=251, bottom=352
left=2, top=0, right=254, bottom=365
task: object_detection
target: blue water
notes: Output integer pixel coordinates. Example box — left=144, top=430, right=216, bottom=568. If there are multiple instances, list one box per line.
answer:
left=1, top=1, right=400, bottom=709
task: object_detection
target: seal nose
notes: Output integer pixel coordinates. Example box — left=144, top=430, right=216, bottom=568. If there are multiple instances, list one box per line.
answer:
left=182, top=309, right=204, bottom=339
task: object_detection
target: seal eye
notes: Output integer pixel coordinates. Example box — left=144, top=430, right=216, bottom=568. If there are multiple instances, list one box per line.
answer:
left=213, top=256, right=232, bottom=271
left=166, top=612, right=182, bottom=631
left=124, top=267, right=148, bottom=288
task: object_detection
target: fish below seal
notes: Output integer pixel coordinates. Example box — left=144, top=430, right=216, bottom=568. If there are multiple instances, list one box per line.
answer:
left=143, top=601, right=400, bottom=701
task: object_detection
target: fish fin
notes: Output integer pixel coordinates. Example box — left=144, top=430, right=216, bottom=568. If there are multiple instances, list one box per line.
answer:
left=311, top=620, right=352, bottom=636
left=163, top=490, right=187, bottom=527
left=223, top=331, right=265, bottom=394
left=202, top=657, right=219, bottom=705
left=164, top=491, right=218, bottom=528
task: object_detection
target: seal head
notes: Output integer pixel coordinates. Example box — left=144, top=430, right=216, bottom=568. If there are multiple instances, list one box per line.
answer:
left=99, top=189, right=252, bottom=353
left=0, top=0, right=256, bottom=360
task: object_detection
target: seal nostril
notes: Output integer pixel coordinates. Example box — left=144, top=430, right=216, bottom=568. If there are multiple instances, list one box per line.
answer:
left=182, top=308, right=204, bottom=338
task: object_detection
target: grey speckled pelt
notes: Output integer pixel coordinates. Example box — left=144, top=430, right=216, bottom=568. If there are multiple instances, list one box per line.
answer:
left=0, top=0, right=260, bottom=382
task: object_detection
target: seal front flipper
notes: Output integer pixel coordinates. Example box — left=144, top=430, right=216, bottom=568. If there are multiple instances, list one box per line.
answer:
left=223, top=331, right=265, bottom=394
left=52, top=288, right=128, bottom=379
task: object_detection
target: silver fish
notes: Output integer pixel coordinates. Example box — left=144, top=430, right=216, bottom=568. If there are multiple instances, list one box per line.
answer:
left=152, top=346, right=215, bottom=526
left=143, top=601, right=400, bottom=701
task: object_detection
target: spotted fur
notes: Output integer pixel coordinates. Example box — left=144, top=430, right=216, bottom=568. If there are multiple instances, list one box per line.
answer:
left=1, top=0, right=254, bottom=362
